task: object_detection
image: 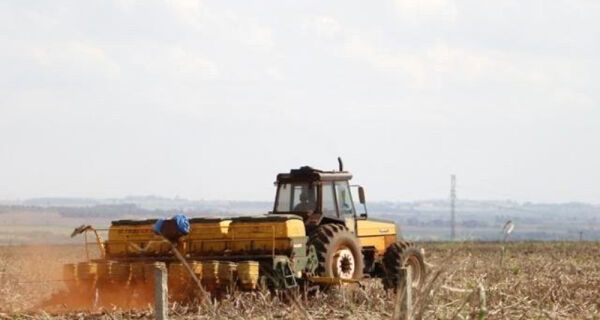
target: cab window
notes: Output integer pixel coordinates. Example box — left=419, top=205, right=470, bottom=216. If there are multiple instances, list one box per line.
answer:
left=335, top=181, right=355, bottom=215
left=322, top=183, right=337, bottom=215
left=276, top=183, right=316, bottom=212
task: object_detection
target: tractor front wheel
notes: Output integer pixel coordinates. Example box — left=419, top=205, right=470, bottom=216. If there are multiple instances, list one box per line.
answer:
left=308, top=224, right=364, bottom=280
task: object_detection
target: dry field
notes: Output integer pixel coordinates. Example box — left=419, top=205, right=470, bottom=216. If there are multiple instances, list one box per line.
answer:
left=0, top=242, right=598, bottom=319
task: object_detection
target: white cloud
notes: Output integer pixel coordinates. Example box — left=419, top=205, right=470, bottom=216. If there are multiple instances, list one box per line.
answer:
left=168, top=47, right=219, bottom=78
left=265, top=66, right=283, bottom=80
left=113, top=0, right=140, bottom=11
left=1, top=0, right=599, bottom=202
left=129, top=45, right=219, bottom=79
left=166, top=0, right=204, bottom=26
left=336, top=30, right=590, bottom=109
left=342, top=35, right=428, bottom=87
left=237, top=19, right=273, bottom=50
left=302, top=16, right=342, bottom=39
left=395, top=0, right=458, bottom=24
left=165, top=0, right=273, bottom=51
left=27, top=41, right=120, bottom=78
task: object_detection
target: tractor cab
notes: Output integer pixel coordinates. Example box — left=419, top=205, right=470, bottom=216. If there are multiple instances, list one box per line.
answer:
left=272, top=165, right=368, bottom=232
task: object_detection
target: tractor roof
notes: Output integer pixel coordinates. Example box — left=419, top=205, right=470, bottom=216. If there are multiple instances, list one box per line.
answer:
left=276, top=166, right=353, bottom=183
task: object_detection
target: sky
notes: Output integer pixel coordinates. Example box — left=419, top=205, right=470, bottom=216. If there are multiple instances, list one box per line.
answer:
left=0, top=0, right=599, bottom=203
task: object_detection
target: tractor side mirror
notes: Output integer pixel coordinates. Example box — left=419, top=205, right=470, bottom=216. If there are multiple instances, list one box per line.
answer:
left=352, top=185, right=368, bottom=219
left=358, top=186, right=366, bottom=204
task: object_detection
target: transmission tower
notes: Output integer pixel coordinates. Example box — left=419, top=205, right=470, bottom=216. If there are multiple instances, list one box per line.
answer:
left=450, top=174, right=456, bottom=240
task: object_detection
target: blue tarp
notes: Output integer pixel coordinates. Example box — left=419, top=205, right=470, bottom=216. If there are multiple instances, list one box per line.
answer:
left=173, top=214, right=190, bottom=235
left=152, top=219, right=164, bottom=234
left=153, top=214, right=190, bottom=235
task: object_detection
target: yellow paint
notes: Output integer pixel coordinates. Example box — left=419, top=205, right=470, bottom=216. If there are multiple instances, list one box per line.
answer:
left=186, top=220, right=231, bottom=254
left=77, top=262, right=97, bottom=281
left=188, top=218, right=305, bottom=255
left=228, top=219, right=306, bottom=238
left=107, top=223, right=170, bottom=257
left=108, top=217, right=306, bottom=257
left=187, top=220, right=231, bottom=239
left=358, top=235, right=387, bottom=253
left=356, top=220, right=396, bottom=237
left=238, top=261, right=259, bottom=290
left=356, top=220, right=397, bottom=253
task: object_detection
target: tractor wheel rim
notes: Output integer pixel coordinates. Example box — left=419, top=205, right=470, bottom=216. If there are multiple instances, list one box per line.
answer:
left=406, top=256, right=422, bottom=287
left=333, top=247, right=355, bottom=279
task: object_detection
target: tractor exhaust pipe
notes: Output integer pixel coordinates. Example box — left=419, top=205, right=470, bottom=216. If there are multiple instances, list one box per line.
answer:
left=338, top=157, right=343, bottom=171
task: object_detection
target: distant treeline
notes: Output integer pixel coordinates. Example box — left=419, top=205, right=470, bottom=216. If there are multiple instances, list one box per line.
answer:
left=58, top=204, right=169, bottom=217
left=1, top=196, right=599, bottom=241
left=0, top=204, right=253, bottom=218
left=0, top=205, right=48, bottom=214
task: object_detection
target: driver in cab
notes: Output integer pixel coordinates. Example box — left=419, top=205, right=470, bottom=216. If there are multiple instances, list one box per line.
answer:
left=294, top=188, right=316, bottom=212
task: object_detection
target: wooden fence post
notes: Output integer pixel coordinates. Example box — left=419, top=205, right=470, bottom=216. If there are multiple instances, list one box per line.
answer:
left=154, top=262, right=168, bottom=320
left=401, top=266, right=413, bottom=320
left=392, top=266, right=413, bottom=320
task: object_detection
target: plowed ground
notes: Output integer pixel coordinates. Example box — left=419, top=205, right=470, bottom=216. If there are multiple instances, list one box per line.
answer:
left=0, top=242, right=598, bottom=319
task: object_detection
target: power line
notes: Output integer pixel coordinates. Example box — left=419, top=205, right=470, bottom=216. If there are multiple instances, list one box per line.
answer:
left=450, top=174, right=456, bottom=241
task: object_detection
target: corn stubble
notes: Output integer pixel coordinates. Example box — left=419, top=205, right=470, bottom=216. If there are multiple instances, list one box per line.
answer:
left=0, top=242, right=598, bottom=319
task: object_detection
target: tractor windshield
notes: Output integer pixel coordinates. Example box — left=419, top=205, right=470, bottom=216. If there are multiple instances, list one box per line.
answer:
left=275, top=183, right=317, bottom=212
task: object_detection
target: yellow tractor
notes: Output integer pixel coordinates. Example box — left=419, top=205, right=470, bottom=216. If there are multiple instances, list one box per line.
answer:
left=58, top=160, right=425, bottom=307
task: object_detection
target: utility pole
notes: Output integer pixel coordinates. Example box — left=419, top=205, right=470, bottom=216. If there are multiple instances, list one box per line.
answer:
left=450, top=174, right=456, bottom=241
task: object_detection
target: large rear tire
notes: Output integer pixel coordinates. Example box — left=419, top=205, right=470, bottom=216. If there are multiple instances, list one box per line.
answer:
left=308, top=224, right=364, bottom=280
left=382, top=241, right=426, bottom=290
